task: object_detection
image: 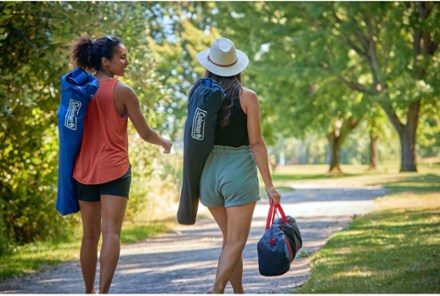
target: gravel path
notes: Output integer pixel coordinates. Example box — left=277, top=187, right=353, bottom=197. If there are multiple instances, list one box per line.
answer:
left=0, top=185, right=387, bottom=294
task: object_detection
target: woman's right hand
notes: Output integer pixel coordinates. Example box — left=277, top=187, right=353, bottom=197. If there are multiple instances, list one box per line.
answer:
left=266, top=186, right=281, bottom=205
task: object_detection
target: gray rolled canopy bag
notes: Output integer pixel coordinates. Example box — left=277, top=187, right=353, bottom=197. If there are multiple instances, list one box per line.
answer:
left=177, top=78, right=224, bottom=225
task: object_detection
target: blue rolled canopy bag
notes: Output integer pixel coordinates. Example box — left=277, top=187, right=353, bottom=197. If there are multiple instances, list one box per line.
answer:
left=56, top=67, right=99, bottom=215
left=177, top=78, right=225, bottom=225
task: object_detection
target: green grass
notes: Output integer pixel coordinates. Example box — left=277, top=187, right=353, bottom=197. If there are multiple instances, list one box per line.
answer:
left=375, top=173, right=440, bottom=193
left=292, top=165, right=440, bottom=293
left=121, top=221, right=171, bottom=244
left=272, top=164, right=366, bottom=182
left=295, top=193, right=440, bottom=293
left=0, top=221, right=171, bottom=280
left=0, top=238, right=82, bottom=280
left=272, top=172, right=364, bottom=182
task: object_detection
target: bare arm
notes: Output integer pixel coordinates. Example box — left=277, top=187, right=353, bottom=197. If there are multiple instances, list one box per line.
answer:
left=114, top=82, right=172, bottom=153
left=242, top=88, right=280, bottom=204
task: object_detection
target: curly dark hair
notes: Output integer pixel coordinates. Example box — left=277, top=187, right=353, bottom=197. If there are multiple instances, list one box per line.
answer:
left=70, top=35, right=121, bottom=72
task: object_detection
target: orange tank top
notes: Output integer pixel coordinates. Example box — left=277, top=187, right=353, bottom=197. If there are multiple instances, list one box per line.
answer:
left=73, top=78, right=129, bottom=184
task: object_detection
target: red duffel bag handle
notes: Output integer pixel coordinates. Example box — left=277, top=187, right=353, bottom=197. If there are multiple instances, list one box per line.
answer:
left=265, top=201, right=289, bottom=230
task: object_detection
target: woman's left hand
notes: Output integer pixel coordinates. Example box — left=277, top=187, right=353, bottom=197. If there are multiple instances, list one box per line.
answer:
left=266, top=186, right=281, bottom=205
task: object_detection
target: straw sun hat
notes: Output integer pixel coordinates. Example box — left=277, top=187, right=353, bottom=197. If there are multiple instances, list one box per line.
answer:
left=196, top=37, right=249, bottom=77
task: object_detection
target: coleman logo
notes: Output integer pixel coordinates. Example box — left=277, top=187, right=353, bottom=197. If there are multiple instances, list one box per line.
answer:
left=65, top=99, right=82, bottom=131
left=191, top=107, right=207, bottom=141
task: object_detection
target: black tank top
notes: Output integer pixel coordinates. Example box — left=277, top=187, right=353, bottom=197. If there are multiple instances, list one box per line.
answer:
left=214, top=97, right=249, bottom=147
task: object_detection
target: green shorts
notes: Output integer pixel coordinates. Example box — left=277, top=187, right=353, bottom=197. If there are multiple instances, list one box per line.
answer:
left=200, top=145, right=260, bottom=208
left=75, top=166, right=132, bottom=202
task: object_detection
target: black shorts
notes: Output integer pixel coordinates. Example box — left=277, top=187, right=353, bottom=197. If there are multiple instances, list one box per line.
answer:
left=75, top=166, right=132, bottom=202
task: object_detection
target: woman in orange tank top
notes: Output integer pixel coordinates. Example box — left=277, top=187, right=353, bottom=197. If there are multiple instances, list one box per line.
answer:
left=69, top=35, right=172, bottom=294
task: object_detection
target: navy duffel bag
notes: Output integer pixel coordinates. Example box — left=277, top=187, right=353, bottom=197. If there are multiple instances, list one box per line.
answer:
left=257, top=202, right=301, bottom=276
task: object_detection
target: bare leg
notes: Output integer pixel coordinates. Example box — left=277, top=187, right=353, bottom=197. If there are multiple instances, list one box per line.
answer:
left=208, top=202, right=256, bottom=294
left=230, top=259, right=244, bottom=294
left=209, top=207, right=245, bottom=294
left=98, top=195, right=127, bottom=293
left=78, top=200, right=101, bottom=294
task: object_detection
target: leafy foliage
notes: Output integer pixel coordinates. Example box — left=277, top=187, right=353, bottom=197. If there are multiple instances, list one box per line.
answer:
left=0, top=2, right=181, bottom=251
left=0, top=2, right=87, bottom=250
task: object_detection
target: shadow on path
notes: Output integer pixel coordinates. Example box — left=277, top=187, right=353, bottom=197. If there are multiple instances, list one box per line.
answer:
left=0, top=186, right=387, bottom=294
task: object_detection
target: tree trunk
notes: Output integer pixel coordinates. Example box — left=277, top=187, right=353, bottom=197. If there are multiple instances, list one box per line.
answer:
left=328, top=132, right=342, bottom=174
left=327, top=118, right=361, bottom=174
left=381, top=100, right=419, bottom=172
left=399, top=101, right=419, bottom=171
left=399, top=130, right=417, bottom=172
left=367, top=119, right=379, bottom=171
left=368, top=132, right=378, bottom=171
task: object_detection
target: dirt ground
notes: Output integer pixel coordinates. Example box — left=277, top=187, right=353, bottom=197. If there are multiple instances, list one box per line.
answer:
left=0, top=184, right=387, bottom=294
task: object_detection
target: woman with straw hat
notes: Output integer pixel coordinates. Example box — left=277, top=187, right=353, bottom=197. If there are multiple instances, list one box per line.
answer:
left=196, top=37, right=281, bottom=294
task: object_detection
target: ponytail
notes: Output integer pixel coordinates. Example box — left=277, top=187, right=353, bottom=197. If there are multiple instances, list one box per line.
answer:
left=70, top=36, right=94, bottom=71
